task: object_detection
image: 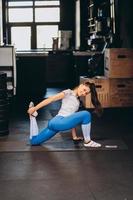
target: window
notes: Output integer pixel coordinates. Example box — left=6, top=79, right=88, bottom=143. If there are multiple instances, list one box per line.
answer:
left=11, top=27, right=31, bottom=50
left=35, top=1, right=59, bottom=6
left=9, top=8, right=33, bottom=22
left=8, top=1, right=33, bottom=7
left=37, top=25, right=58, bottom=48
left=7, top=0, right=60, bottom=50
left=35, top=8, right=60, bottom=22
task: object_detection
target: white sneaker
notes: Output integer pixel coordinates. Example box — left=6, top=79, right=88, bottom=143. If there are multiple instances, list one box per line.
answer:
left=84, top=140, right=101, bottom=148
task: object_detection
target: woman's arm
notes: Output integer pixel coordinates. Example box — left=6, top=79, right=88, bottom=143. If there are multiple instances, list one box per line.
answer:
left=27, top=92, right=65, bottom=115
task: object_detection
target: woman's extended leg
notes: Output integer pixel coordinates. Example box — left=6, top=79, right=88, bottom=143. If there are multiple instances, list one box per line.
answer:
left=30, top=128, right=57, bottom=145
left=30, top=110, right=90, bottom=145
left=30, top=110, right=101, bottom=147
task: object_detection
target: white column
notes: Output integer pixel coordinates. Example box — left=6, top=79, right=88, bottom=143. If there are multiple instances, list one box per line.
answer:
left=0, top=0, right=3, bottom=45
left=75, top=0, right=80, bottom=50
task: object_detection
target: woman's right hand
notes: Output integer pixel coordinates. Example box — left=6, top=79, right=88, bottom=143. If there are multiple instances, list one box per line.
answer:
left=27, top=107, right=36, bottom=115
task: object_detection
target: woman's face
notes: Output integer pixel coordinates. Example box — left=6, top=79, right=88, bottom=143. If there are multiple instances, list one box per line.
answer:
left=77, top=84, right=90, bottom=97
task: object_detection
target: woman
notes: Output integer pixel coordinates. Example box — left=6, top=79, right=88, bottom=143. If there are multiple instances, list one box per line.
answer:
left=27, top=81, right=103, bottom=147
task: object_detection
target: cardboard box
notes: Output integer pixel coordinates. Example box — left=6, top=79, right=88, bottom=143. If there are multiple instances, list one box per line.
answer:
left=110, top=78, right=133, bottom=107
left=104, top=48, right=133, bottom=78
left=80, top=76, right=110, bottom=108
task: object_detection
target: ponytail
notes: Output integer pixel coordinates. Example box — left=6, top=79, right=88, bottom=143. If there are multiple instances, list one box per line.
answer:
left=84, top=81, right=103, bottom=117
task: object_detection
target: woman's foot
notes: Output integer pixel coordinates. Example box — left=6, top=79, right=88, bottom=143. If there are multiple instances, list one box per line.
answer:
left=73, top=136, right=83, bottom=141
left=29, top=102, right=39, bottom=140
left=84, top=140, right=101, bottom=148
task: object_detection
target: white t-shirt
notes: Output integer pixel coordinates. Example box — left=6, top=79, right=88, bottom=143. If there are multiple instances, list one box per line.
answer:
left=57, top=89, right=80, bottom=117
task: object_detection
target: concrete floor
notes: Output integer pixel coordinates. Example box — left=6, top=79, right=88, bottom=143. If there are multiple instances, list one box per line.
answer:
left=0, top=88, right=133, bottom=200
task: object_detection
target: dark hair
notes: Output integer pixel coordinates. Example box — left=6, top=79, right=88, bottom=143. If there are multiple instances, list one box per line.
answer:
left=84, top=81, right=103, bottom=117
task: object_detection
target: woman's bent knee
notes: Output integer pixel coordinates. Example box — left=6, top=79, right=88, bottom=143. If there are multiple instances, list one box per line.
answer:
left=82, top=110, right=91, bottom=124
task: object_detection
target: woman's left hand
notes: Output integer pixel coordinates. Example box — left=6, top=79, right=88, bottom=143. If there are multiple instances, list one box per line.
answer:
left=27, top=107, right=36, bottom=115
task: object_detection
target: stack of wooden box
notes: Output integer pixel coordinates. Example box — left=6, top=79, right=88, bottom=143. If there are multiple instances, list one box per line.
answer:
left=105, top=48, right=133, bottom=107
left=80, top=48, right=133, bottom=108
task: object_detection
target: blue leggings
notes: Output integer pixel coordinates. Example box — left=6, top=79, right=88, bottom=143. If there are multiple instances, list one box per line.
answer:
left=31, top=110, right=91, bottom=145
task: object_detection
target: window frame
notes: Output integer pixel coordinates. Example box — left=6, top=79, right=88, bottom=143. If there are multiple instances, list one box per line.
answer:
left=7, top=0, right=60, bottom=50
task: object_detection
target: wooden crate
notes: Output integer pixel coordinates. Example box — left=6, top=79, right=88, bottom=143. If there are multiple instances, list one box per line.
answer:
left=80, top=76, right=110, bottom=108
left=104, top=48, right=133, bottom=78
left=110, top=78, right=133, bottom=107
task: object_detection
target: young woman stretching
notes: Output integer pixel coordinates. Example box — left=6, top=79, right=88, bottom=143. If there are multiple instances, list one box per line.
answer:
left=27, top=81, right=103, bottom=147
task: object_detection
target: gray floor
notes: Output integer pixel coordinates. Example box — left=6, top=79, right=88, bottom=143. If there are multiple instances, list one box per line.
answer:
left=0, top=88, right=133, bottom=200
